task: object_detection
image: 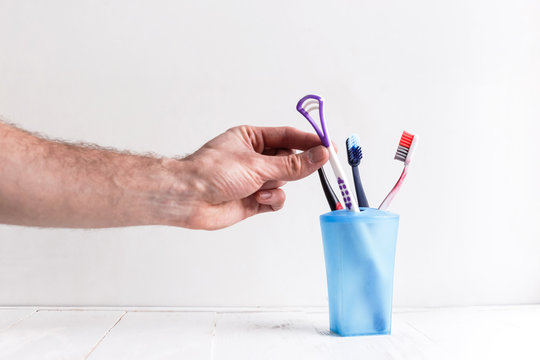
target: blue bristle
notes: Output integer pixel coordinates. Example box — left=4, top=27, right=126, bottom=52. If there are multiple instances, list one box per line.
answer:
left=346, top=134, right=363, bottom=166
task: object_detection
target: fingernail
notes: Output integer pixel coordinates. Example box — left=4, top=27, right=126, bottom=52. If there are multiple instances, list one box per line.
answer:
left=259, top=191, right=272, bottom=200
left=308, top=146, right=327, bottom=164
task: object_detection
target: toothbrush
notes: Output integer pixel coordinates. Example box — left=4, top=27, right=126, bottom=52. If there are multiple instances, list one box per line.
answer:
left=378, top=131, right=418, bottom=211
left=317, top=167, right=343, bottom=211
left=296, top=94, right=359, bottom=211
left=346, top=134, right=369, bottom=208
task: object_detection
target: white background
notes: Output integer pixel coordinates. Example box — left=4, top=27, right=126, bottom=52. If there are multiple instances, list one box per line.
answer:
left=0, top=0, right=538, bottom=307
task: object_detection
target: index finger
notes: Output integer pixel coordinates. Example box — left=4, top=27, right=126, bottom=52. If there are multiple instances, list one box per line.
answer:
left=255, top=126, right=323, bottom=151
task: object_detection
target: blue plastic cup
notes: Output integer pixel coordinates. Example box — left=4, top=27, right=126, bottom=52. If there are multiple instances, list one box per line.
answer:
left=320, top=208, right=399, bottom=336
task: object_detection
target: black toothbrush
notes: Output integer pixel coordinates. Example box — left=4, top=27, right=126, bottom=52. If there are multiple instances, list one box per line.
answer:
left=317, top=167, right=343, bottom=211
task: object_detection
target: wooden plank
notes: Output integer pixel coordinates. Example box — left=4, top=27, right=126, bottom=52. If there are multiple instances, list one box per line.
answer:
left=305, top=311, right=448, bottom=360
left=87, top=311, right=215, bottom=360
left=213, top=311, right=445, bottom=360
left=213, top=311, right=317, bottom=360
left=1, top=306, right=539, bottom=360
left=480, top=305, right=540, bottom=332
left=399, top=306, right=540, bottom=360
left=0, top=308, right=37, bottom=331
left=0, top=310, right=124, bottom=360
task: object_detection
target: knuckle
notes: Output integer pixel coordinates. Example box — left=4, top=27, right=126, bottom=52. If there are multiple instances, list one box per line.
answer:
left=282, top=126, right=295, bottom=135
left=281, top=126, right=296, bottom=147
left=285, top=155, right=303, bottom=178
left=226, top=125, right=247, bottom=134
left=229, top=125, right=262, bottom=151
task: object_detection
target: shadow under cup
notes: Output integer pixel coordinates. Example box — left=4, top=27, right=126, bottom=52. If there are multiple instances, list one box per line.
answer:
left=320, top=208, right=399, bottom=337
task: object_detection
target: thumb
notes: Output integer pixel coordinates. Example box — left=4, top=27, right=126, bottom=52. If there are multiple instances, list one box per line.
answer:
left=262, top=145, right=329, bottom=181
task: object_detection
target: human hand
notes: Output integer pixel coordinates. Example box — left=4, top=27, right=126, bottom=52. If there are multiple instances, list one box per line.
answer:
left=165, top=126, right=329, bottom=230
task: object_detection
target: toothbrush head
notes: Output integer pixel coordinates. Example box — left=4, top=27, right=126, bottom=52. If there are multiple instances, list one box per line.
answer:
left=394, top=131, right=418, bottom=165
left=346, top=134, right=363, bottom=167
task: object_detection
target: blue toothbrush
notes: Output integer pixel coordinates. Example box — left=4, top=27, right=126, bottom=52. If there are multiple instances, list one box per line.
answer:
left=346, top=134, right=369, bottom=208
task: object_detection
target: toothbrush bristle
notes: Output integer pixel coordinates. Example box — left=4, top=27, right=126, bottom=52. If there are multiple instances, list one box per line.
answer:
left=394, top=131, right=414, bottom=162
left=346, top=134, right=363, bottom=167
left=399, top=131, right=414, bottom=148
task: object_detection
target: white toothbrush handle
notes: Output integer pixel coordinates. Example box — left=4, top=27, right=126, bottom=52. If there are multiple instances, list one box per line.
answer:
left=328, top=147, right=359, bottom=212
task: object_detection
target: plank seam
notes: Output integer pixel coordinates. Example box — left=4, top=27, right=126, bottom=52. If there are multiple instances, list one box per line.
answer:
left=0, top=308, right=38, bottom=333
left=210, top=312, right=217, bottom=360
left=84, top=311, right=127, bottom=360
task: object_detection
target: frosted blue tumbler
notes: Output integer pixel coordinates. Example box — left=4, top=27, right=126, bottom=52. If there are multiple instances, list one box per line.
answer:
left=320, top=208, right=399, bottom=336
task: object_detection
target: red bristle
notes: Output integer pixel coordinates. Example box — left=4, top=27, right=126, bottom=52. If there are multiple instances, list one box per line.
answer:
left=399, top=131, right=414, bottom=148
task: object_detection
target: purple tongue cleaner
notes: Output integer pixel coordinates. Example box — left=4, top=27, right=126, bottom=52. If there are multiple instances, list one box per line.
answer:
left=296, top=95, right=359, bottom=212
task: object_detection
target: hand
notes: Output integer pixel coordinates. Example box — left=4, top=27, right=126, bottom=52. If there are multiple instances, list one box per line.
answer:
left=169, top=126, right=329, bottom=230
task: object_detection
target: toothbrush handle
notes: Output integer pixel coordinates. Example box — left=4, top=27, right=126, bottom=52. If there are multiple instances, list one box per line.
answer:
left=378, top=166, right=408, bottom=211
left=352, top=166, right=369, bottom=208
left=317, top=168, right=342, bottom=211
left=328, top=147, right=359, bottom=212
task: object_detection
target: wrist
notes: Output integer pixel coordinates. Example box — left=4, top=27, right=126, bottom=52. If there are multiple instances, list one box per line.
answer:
left=146, top=157, right=205, bottom=227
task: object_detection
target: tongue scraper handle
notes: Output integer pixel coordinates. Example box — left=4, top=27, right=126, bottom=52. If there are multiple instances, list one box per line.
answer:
left=296, top=95, right=359, bottom=212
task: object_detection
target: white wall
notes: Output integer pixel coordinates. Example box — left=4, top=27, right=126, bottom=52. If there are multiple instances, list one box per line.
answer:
left=0, top=0, right=539, bottom=307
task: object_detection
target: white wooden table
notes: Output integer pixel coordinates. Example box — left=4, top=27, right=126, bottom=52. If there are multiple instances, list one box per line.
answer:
left=1, top=305, right=539, bottom=359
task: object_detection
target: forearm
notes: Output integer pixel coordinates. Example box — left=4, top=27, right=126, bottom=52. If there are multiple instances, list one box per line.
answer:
left=0, top=122, right=195, bottom=228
